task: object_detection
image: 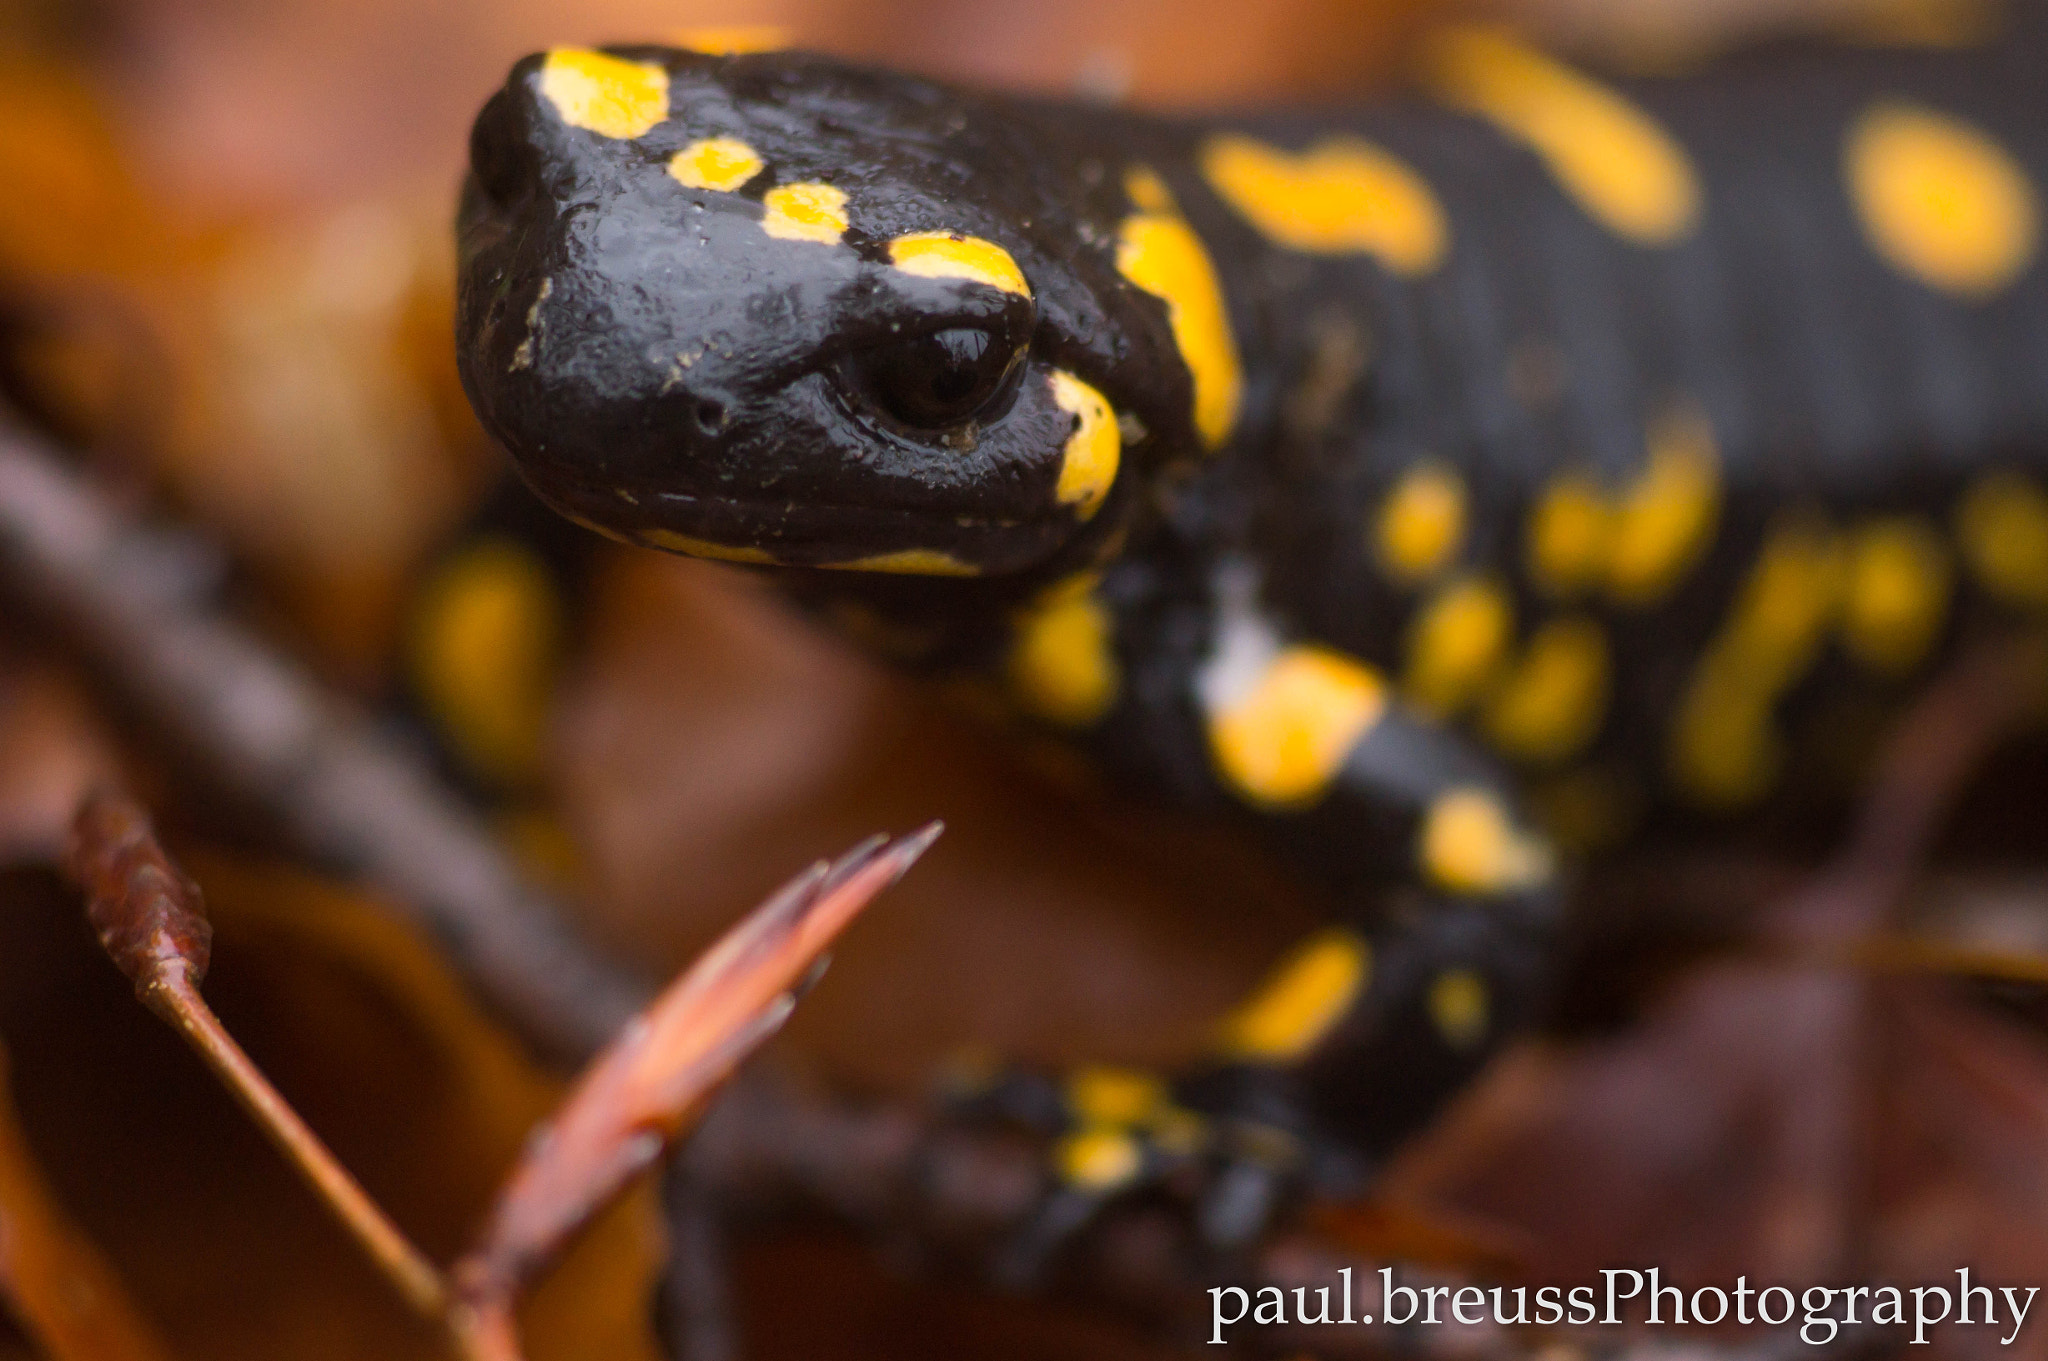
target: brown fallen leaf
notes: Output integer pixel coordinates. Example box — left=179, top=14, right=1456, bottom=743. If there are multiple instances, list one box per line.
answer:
left=0, top=1037, right=173, bottom=1361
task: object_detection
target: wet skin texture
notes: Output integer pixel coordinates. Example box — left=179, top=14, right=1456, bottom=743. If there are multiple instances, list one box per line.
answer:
left=454, top=24, right=2048, bottom=1229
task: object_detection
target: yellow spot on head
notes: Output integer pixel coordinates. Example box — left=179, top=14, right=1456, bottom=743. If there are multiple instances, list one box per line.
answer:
left=1483, top=615, right=1609, bottom=764
left=1208, top=646, right=1386, bottom=808
left=1527, top=472, right=1613, bottom=598
left=1418, top=788, right=1554, bottom=895
left=1403, top=576, right=1513, bottom=717
left=1200, top=133, right=1448, bottom=273
left=1057, top=1127, right=1142, bottom=1192
left=1066, top=1066, right=1165, bottom=1127
left=668, top=136, right=763, bottom=192
left=1843, top=518, right=1951, bottom=674
left=1427, top=969, right=1490, bottom=1050
left=1117, top=166, right=1243, bottom=449
left=1049, top=371, right=1120, bottom=519
left=1957, top=473, right=2048, bottom=607
left=1428, top=25, right=1700, bottom=245
left=1847, top=101, right=2038, bottom=298
left=824, top=548, right=979, bottom=576
left=641, top=528, right=778, bottom=564
left=538, top=48, right=669, bottom=140
left=410, top=539, right=561, bottom=785
left=668, top=25, right=790, bottom=55
left=1670, top=519, right=1844, bottom=807
left=1608, top=404, right=1721, bottom=604
left=1010, top=576, right=1120, bottom=727
left=1375, top=462, right=1467, bottom=583
left=1217, top=929, right=1371, bottom=1062
left=761, top=182, right=848, bottom=244
left=887, top=232, right=1031, bottom=297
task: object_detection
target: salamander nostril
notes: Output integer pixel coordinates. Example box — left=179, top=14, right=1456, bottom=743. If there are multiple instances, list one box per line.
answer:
left=694, top=399, right=727, bottom=435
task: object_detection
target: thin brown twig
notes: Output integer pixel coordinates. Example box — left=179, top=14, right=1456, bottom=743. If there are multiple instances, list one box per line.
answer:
left=63, top=789, right=449, bottom=1318
left=0, top=423, right=650, bottom=1060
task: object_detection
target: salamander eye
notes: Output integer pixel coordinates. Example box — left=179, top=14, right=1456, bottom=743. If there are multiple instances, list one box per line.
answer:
left=841, top=327, right=1025, bottom=431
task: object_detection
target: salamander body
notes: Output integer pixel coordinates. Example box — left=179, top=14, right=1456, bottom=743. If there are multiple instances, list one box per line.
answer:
left=452, top=19, right=2048, bottom=1215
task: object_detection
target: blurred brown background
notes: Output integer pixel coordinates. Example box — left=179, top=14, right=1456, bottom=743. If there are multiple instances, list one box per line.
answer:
left=5, top=0, right=2042, bottom=1359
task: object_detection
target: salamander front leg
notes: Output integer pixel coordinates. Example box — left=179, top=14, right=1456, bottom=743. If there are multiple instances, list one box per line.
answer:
left=945, top=652, right=1563, bottom=1280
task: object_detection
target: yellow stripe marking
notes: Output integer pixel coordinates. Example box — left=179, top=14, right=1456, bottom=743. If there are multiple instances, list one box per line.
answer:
left=1050, top=371, right=1120, bottom=519
left=761, top=182, right=848, bottom=244
left=669, top=26, right=790, bottom=55
left=1842, top=518, right=1951, bottom=674
left=409, top=539, right=562, bottom=785
left=1670, top=519, right=1845, bottom=807
left=823, top=548, right=979, bottom=576
left=887, top=232, right=1031, bottom=297
left=1116, top=167, right=1243, bottom=450
left=641, top=529, right=778, bottom=564
left=1846, top=101, right=2038, bottom=298
left=1009, top=576, right=1120, bottom=728
left=1217, top=929, right=1371, bottom=1062
left=1428, top=25, right=1700, bottom=245
left=1375, top=462, right=1467, bottom=584
left=669, top=137, right=763, bottom=192
left=1483, top=615, right=1609, bottom=764
left=1526, top=471, right=1613, bottom=599
left=1418, top=788, right=1553, bottom=895
left=1608, top=403, right=1721, bottom=605
left=1066, top=1067, right=1166, bottom=1128
left=1208, top=645, right=1386, bottom=808
left=1200, top=133, right=1448, bottom=274
left=1956, top=472, right=2048, bottom=607
left=1427, top=969, right=1490, bottom=1050
left=1404, top=576, right=1513, bottom=718
left=538, top=49, right=669, bottom=140
left=1057, top=1128, right=1142, bottom=1192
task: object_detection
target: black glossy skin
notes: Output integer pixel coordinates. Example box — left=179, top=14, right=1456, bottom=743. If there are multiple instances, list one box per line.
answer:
left=456, top=27, right=2048, bottom=1196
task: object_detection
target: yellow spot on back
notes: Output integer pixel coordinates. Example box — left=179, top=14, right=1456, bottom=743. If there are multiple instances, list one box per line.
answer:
left=1066, top=1067, right=1165, bottom=1127
left=887, top=232, right=1031, bottom=296
left=761, top=182, right=848, bottom=244
left=1427, top=969, right=1490, bottom=1050
left=1375, top=462, right=1467, bottom=583
left=1483, top=615, right=1610, bottom=764
left=1527, top=472, right=1614, bottom=598
left=1670, top=518, right=1845, bottom=807
left=824, top=548, right=979, bottom=576
left=1216, top=929, right=1371, bottom=1062
left=668, top=136, right=763, bottom=192
left=1404, top=576, right=1513, bottom=718
left=669, top=26, right=790, bottom=55
left=1208, top=646, right=1386, bottom=808
left=1050, top=371, right=1120, bottom=519
left=1846, top=101, right=2038, bottom=297
left=1418, top=788, right=1553, bottom=895
left=1200, top=133, right=1448, bottom=274
left=1842, top=518, right=1951, bottom=674
left=1428, top=25, right=1701, bottom=245
left=1057, top=1128, right=1142, bottom=1191
left=1957, top=472, right=2048, bottom=607
left=1608, top=404, right=1721, bottom=605
left=641, top=529, right=778, bottom=564
left=1117, top=166, right=1243, bottom=449
left=1010, top=576, right=1120, bottom=728
left=409, top=539, right=561, bottom=786
left=538, top=48, right=669, bottom=140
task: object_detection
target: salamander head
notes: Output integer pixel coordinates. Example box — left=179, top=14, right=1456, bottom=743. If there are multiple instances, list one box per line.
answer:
left=457, top=45, right=1196, bottom=578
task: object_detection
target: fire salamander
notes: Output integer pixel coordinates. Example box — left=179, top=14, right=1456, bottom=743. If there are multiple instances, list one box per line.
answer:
left=447, top=17, right=2048, bottom=1257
